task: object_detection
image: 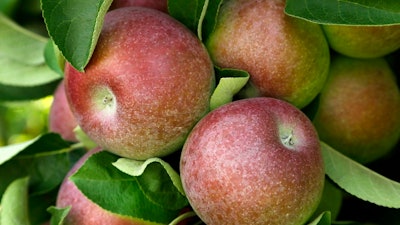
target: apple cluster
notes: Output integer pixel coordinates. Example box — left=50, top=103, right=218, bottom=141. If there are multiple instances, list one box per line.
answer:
left=47, top=0, right=400, bottom=224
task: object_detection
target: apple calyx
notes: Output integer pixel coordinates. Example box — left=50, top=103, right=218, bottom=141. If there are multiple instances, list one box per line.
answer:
left=92, top=86, right=117, bottom=116
left=280, top=129, right=295, bottom=149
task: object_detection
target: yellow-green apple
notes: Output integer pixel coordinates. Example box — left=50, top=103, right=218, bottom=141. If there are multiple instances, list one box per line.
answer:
left=109, top=0, right=168, bottom=13
left=48, top=80, right=78, bottom=142
left=322, top=25, right=400, bottom=59
left=313, top=55, right=400, bottom=164
left=180, top=97, right=325, bottom=225
left=205, top=0, right=330, bottom=109
left=65, top=7, right=215, bottom=160
left=56, top=148, right=160, bottom=225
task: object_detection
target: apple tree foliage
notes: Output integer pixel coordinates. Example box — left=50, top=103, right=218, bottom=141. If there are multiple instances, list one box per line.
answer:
left=0, top=0, right=400, bottom=224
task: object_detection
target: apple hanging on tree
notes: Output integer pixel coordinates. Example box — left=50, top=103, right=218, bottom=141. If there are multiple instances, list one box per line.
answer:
left=180, top=97, right=325, bottom=225
left=64, top=7, right=215, bottom=160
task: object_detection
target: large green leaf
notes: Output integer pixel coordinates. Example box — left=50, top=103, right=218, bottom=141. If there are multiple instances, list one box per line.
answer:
left=0, top=177, right=30, bottom=225
left=285, top=0, right=400, bottom=25
left=168, top=0, right=206, bottom=37
left=71, top=151, right=189, bottom=224
left=321, top=142, right=400, bottom=208
left=0, top=13, right=62, bottom=101
left=41, top=0, right=113, bottom=71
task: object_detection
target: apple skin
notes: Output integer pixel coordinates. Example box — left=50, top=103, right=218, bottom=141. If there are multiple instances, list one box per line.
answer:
left=65, top=7, right=215, bottom=160
left=48, top=80, right=78, bottom=142
left=313, top=55, right=400, bottom=164
left=180, top=97, right=325, bottom=225
left=109, top=0, right=168, bottom=13
left=56, top=148, right=162, bottom=225
left=322, top=25, right=400, bottom=59
left=205, top=0, right=330, bottom=109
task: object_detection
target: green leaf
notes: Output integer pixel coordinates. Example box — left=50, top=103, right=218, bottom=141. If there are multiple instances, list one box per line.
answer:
left=0, top=177, right=30, bottom=225
left=308, top=211, right=331, bottom=225
left=321, top=142, right=400, bottom=208
left=41, top=0, right=113, bottom=71
left=285, top=0, right=400, bottom=25
left=168, top=0, right=206, bottom=38
left=209, top=67, right=249, bottom=110
left=201, top=0, right=223, bottom=41
left=112, top=157, right=187, bottom=209
left=44, top=39, right=65, bottom=76
left=0, top=133, right=83, bottom=198
left=47, top=206, right=71, bottom=225
left=71, top=151, right=188, bottom=224
left=0, top=13, right=62, bottom=101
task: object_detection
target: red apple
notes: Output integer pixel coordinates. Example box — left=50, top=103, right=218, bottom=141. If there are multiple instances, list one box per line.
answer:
left=109, top=0, right=168, bottom=13
left=205, top=0, right=330, bottom=109
left=48, top=80, right=78, bottom=142
left=65, top=7, right=215, bottom=160
left=56, top=148, right=159, bottom=225
left=180, top=97, right=325, bottom=225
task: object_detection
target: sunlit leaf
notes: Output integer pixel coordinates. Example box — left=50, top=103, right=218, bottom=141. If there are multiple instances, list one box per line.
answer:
left=47, top=206, right=71, bottom=225
left=321, top=142, right=400, bottom=208
left=0, top=177, right=30, bottom=225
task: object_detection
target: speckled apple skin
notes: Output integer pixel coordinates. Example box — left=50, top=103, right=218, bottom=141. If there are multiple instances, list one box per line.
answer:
left=206, top=0, right=330, bottom=109
left=65, top=7, right=214, bottom=160
left=180, top=97, right=325, bottom=225
left=49, top=80, right=78, bottom=142
left=109, top=0, right=168, bottom=13
left=56, top=148, right=162, bottom=225
left=313, top=56, right=400, bottom=164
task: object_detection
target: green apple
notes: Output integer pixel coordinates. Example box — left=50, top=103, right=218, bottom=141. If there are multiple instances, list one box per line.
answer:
left=180, top=97, right=325, bottom=225
left=313, top=55, right=400, bottom=164
left=64, top=7, right=215, bottom=160
left=205, top=0, right=330, bottom=109
left=322, top=24, right=400, bottom=59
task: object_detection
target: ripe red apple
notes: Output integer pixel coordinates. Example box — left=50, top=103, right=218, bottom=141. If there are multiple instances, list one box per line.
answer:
left=205, top=0, right=330, bottom=109
left=313, top=55, right=400, bottom=164
left=48, top=80, right=78, bottom=142
left=322, top=24, right=400, bottom=59
left=109, top=0, right=168, bottom=13
left=180, top=97, right=325, bottom=225
left=56, top=148, right=159, bottom=225
left=65, top=7, right=215, bottom=160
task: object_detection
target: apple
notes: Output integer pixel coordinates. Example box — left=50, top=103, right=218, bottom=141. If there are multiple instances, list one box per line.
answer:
left=322, top=24, right=400, bottom=59
left=48, top=80, right=78, bottom=142
left=180, top=97, right=325, bottom=225
left=56, top=148, right=160, bottom=225
left=109, top=0, right=168, bottom=13
left=313, top=55, right=400, bottom=164
left=205, top=0, right=330, bottom=109
left=64, top=7, right=215, bottom=160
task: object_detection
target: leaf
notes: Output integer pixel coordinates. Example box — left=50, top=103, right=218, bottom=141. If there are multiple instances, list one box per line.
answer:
left=285, top=0, right=400, bottom=25
left=44, top=40, right=65, bottom=76
left=209, top=67, right=249, bottom=110
left=321, top=141, right=400, bottom=208
left=47, top=206, right=71, bottom=225
left=201, top=0, right=223, bottom=41
left=71, top=151, right=188, bottom=224
left=112, top=157, right=187, bottom=209
left=168, top=0, right=206, bottom=37
left=0, top=177, right=30, bottom=225
left=0, top=13, right=62, bottom=101
left=41, top=0, right=113, bottom=71
left=0, top=133, right=83, bottom=198
left=308, top=211, right=331, bottom=225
